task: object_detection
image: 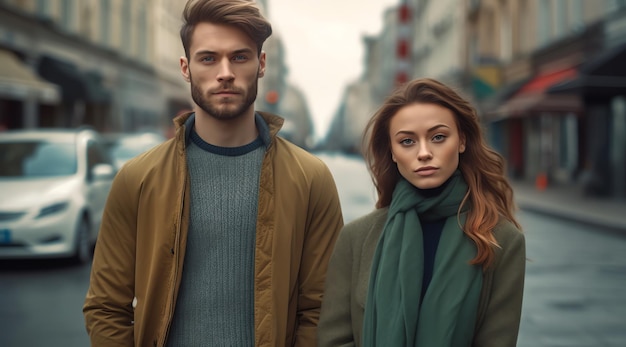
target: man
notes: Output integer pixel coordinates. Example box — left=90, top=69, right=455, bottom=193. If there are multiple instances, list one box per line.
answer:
left=83, top=0, right=344, bottom=346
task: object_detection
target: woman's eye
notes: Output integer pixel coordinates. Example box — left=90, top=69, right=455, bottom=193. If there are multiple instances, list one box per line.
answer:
left=400, top=138, right=414, bottom=145
left=432, top=134, right=446, bottom=142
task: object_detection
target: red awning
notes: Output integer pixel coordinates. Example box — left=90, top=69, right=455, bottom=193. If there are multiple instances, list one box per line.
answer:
left=491, top=67, right=581, bottom=119
left=517, top=67, right=577, bottom=94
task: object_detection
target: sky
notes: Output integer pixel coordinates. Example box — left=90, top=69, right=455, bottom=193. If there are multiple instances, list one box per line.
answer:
left=267, top=0, right=399, bottom=141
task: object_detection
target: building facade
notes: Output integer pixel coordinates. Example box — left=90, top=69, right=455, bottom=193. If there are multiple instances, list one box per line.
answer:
left=324, top=0, right=625, bottom=199
left=0, top=0, right=315, bottom=149
left=467, top=0, right=625, bottom=199
left=0, top=0, right=191, bottom=135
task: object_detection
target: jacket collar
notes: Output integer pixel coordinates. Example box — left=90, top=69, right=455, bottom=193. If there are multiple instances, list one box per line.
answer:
left=172, top=110, right=284, bottom=148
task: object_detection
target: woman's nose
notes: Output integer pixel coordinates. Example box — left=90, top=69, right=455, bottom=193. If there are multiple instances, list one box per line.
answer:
left=417, top=143, right=432, bottom=161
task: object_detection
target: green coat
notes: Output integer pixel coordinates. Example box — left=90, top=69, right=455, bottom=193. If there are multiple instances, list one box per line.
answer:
left=318, top=207, right=526, bottom=347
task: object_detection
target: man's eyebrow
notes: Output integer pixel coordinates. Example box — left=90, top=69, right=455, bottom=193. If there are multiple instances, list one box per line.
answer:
left=232, top=48, right=254, bottom=55
left=193, top=50, right=217, bottom=56
left=193, top=48, right=254, bottom=57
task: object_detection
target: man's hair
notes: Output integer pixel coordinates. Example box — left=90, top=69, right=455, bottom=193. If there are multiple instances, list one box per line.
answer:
left=180, top=0, right=273, bottom=58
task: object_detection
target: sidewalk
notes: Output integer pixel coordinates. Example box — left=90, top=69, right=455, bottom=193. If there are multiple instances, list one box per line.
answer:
left=510, top=179, right=626, bottom=234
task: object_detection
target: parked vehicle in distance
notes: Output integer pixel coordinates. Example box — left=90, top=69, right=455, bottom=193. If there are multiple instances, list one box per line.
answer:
left=0, top=128, right=116, bottom=264
left=103, top=132, right=166, bottom=170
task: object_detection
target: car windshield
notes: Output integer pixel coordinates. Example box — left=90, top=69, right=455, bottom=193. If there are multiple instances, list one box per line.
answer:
left=110, top=142, right=156, bottom=161
left=106, top=134, right=164, bottom=166
left=0, top=140, right=77, bottom=178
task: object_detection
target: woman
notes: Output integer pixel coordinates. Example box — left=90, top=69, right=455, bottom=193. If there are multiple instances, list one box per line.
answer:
left=318, top=78, right=526, bottom=347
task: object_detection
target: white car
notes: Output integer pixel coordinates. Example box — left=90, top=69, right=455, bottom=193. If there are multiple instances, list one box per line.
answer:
left=0, top=128, right=116, bottom=264
left=103, top=132, right=166, bottom=170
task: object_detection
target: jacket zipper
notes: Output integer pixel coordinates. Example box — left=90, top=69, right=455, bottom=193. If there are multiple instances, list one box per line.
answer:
left=158, top=146, right=187, bottom=347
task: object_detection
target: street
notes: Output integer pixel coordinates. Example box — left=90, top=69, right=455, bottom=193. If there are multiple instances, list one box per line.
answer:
left=0, top=153, right=624, bottom=346
left=518, top=212, right=626, bottom=347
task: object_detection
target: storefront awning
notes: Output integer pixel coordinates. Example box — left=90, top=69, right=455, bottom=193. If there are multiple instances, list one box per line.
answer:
left=490, top=67, right=581, bottom=119
left=37, top=55, right=111, bottom=103
left=0, top=49, right=60, bottom=103
left=480, top=77, right=531, bottom=118
left=548, top=42, right=626, bottom=97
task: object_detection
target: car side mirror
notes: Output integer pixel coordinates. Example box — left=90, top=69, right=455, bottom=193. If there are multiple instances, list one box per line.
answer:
left=91, top=163, right=116, bottom=181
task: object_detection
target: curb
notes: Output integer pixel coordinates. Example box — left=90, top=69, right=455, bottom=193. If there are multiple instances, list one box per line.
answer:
left=516, top=202, right=626, bottom=237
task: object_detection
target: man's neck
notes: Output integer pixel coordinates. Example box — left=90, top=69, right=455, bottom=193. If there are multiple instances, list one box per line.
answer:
left=193, top=109, right=258, bottom=147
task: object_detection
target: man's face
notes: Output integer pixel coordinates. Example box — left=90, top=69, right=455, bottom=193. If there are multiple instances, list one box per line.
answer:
left=180, top=22, right=266, bottom=120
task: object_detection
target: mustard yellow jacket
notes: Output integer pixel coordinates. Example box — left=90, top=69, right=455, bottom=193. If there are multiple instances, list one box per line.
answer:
left=84, top=112, right=344, bottom=347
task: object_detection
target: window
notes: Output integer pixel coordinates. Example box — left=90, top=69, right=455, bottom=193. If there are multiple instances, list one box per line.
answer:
left=86, top=140, right=110, bottom=180
left=61, top=0, right=75, bottom=31
left=555, top=0, right=567, bottom=37
left=36, top=0, right=50, bottom=18
left=122, top=1, right=132, bottom=52
left=537, top=0, right=552, bottom=47
left=100, top=0, right=111, bottom=46
left=569, top=0, right=584, bottom=31
left=138, top=7, right=148, bottom=61
left=499, top=1, right=512, bottom=62
left=609, top=0, right=626, bottom=11
left=0, top=141, right=77, bottom=177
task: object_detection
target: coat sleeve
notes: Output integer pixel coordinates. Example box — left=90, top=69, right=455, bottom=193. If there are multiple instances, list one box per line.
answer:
left=317, top=224, right=357, bottom=347
left=83, top=166, right=137, bottom=346
left=293, top=163, right=344, bottom=347
left=473, top=223, right=526, bottom=347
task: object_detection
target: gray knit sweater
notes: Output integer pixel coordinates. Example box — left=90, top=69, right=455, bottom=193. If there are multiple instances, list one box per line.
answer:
left=165, top=129, right=265, bottom=347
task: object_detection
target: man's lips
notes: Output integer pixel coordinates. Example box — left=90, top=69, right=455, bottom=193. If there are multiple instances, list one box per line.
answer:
left=213, top=90, right=240, bottom=96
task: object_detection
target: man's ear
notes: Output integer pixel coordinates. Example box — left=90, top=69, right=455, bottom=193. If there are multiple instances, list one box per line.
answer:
left=258, top=51, right=266, bottom=78
left=180, top=56, right=190, bottom=82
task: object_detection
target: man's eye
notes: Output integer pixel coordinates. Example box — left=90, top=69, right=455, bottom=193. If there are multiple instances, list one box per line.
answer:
left=232, top=54, right=248, bottom=61
left=201, top=56, right=215, bottom=62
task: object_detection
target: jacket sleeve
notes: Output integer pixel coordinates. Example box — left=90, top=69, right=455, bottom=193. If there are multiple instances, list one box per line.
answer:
left=83, top=166, right=137, bottom=346
left=317, top=224, right=356, bottom=347
left=473, top=224, right=526, bottom=347
left=294, top=164, right=344, bottom=347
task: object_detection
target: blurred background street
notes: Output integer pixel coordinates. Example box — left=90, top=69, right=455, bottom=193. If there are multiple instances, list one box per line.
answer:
left=1, top=0, right=626, bottom=346
left=1, top=153, right=626, bottom=346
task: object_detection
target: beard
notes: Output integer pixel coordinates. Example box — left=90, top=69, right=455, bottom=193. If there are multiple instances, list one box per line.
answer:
left=190, top=74, right=258, bottom=121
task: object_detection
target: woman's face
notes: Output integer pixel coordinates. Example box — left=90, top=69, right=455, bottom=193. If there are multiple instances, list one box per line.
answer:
left=389, top=102, right=465, bottom=189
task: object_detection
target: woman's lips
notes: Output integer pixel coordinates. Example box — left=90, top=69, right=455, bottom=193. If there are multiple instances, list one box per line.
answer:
left=416, top=167, right=437, bottom=176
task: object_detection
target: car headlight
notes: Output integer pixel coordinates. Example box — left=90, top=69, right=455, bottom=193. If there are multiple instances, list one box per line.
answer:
left=36, top=202, right=70, bottom=219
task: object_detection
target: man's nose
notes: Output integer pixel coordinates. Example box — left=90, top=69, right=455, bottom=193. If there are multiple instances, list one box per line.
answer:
left=217, top=60, right=235, bottom=82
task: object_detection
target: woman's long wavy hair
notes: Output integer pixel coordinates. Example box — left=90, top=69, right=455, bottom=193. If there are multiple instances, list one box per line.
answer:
left=363, top=78, right=521, bottom=268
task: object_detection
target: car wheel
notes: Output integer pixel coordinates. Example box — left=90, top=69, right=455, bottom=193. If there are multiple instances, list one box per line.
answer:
left=71, top=217, right=92, bottom=264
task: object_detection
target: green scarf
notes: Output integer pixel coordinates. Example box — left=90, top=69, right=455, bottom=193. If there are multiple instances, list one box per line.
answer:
left=362, top=170, right=482, bottom=347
